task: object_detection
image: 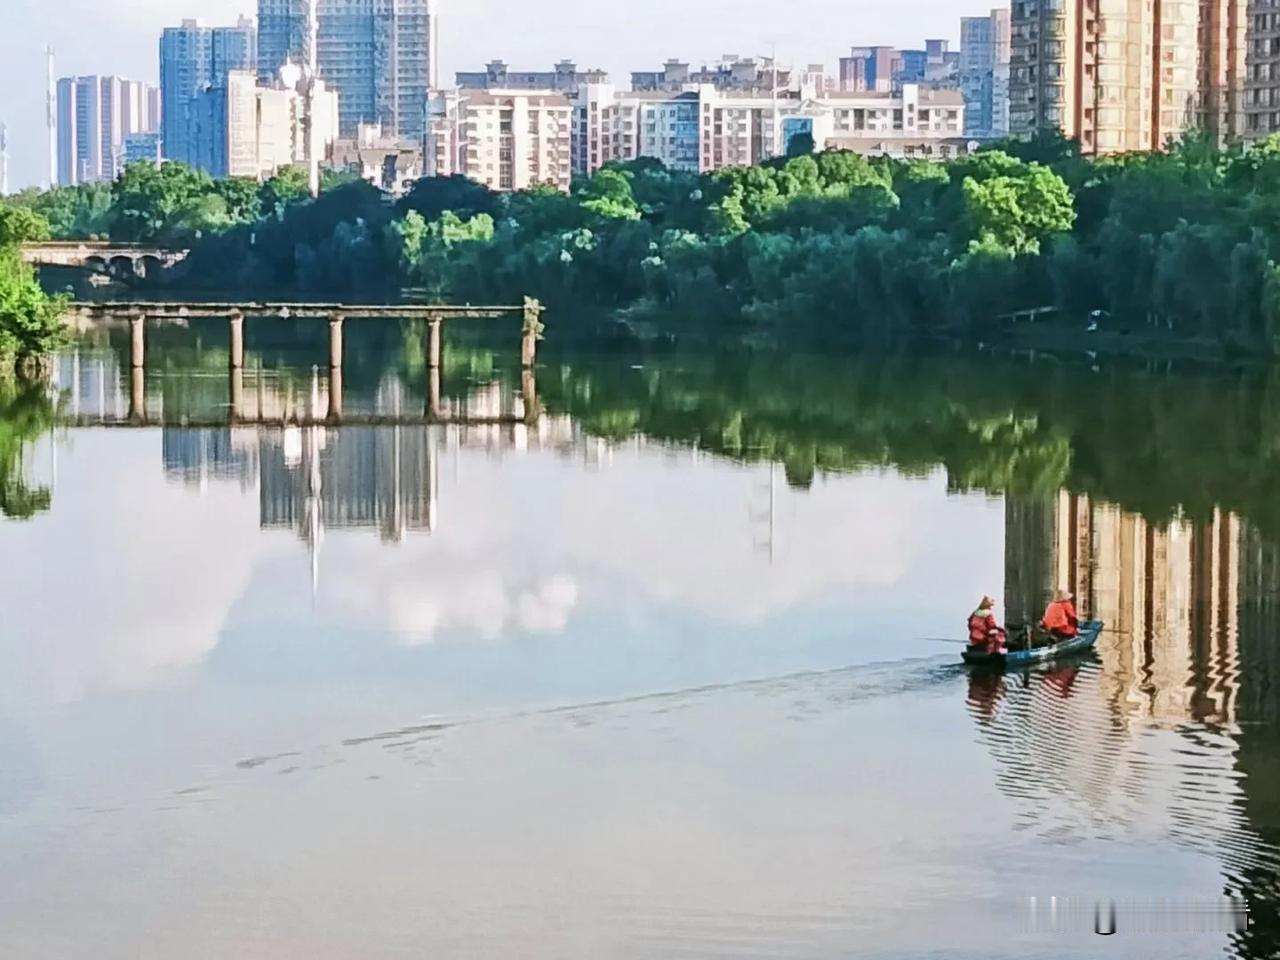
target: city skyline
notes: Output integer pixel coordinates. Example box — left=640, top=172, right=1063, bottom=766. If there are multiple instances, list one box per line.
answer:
left=0, top=0, right=966, bottom=190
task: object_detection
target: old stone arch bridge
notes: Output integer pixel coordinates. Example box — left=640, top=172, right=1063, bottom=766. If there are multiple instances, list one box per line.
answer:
left=21, top=242, right=189, bottom=280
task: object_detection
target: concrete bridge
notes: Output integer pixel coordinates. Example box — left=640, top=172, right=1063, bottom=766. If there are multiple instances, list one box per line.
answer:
left=68, top=298, right=546, bottom=425
left=22, top=242, right=189, bottom=279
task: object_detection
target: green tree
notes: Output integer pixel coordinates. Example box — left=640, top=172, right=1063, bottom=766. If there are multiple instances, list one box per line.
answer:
left=576, top=169, right=641, bottom=221
left=397, top=174, right=497, bottom=222
left=394, top=210, right=495, bottom=296
left=0, top=207, right=67, bottom=361
left=258, top=166, right=312, bottom=219
left=321, top=167, right=362, bottom=192
left=962, top=164, right=1076, bottom=255
left=3, top=182, right=114, bottom=239
left=215, top=177, right=263, bottom=224
left=109, top=161, right=230, bottom=244
left=0, top=207, right=50, bottom=248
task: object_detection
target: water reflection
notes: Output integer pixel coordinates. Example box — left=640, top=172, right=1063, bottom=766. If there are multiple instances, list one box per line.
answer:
left=1005, top=492, right=1258, bottom=726
left=0, top=376, right=58, bottom=520
left=989, top=493, right=1280, bottom=956
left=4, top=339, right=1280, bottom=958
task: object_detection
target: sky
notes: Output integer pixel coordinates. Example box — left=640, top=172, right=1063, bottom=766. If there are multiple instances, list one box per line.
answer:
left=0, top=0, right=967, bottom=191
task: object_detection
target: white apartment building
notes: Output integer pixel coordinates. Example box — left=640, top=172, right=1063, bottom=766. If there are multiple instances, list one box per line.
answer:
left=194, top=67, right=338, bottom=179
left=819, top=86, right=966, bottom=141
left=427, top=90, right=573, bottom=192
left=426, top=81, right=967, bottom=192
left=571, top=83, right=966, bottom=177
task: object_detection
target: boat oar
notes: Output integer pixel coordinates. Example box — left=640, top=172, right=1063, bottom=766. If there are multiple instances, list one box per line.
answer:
left=919, top=637, right=968, bottom=645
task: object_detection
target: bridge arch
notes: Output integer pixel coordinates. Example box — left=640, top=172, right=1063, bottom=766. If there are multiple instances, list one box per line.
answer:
left=109, top=255, right=138, bottom=278
left=84, top=255, right=107, bottom=272
left=137, top=255, right=163, bottom=279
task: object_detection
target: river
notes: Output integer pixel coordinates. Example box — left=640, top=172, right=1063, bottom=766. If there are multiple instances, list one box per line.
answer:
left=0, top=319, right=1277, bottom=958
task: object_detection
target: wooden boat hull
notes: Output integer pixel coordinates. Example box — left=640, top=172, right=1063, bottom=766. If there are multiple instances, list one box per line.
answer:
left=961, top=620, right=1104, bottom=668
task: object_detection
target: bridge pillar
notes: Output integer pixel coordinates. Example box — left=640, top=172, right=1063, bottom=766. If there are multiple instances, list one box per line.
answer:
left=522, top=369, right=539, bottom=426
left=229, top=312, right=245, bottom=369
left=427, top=366, right=442, bottom=420
left=129, top=316, right=145, bottom=368
left=428, top=316, right=442, bottom=368
left=328, top=316, right=344, bottom=370
left=128, top=365, right=145, bottom=424
left=328, top=366, right=344, bottom=422
left=229, top=367, right=244, bottom=422
left=521, top=298, right=542, bottom=369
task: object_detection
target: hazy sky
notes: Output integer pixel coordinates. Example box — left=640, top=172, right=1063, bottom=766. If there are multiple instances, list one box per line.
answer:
left=1, top=0, right=968, bottom=190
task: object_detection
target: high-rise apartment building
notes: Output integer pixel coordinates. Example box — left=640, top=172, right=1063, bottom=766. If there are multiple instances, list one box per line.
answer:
left=1007, top=0, right=1263, bottom=153
left=56, top=76, right=160, bottom=185
left=160, top=17, right=257, bottom=165
left=839, top=40, right=960, bottom=93
left=960, top=9, right=1011, bottom=139
left=193, top=68, right=338, bottom=179
left=839, top=47, right=900, bottom=93
left=258, top=0, right=436, bottom=141
left=258, top=0, right=314, bottom=80
left=899, top=41, right=960, bottom=86
left=569, top=82, right=967, bottom=180
left=427, top=91, right=574, bottom=191
left=122, top=132, right=163, bottom=169
left=1201, top=0, right=1248, bottom=142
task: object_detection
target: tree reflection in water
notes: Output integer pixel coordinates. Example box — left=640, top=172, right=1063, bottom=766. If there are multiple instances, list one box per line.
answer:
left=0, top=375, right=56, bottom=520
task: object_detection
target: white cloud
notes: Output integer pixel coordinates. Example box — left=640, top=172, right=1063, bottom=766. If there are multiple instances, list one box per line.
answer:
left=0, top=431, right=283, bottom=711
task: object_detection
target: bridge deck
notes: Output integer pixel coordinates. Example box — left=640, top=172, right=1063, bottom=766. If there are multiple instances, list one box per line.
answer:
left=60, top=414, right=532, bottom=428
left=69, top=301, right=528, bottom=320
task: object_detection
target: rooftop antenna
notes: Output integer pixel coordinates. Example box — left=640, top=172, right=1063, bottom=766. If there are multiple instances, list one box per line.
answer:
left=46, top=45, right=57, bottom=187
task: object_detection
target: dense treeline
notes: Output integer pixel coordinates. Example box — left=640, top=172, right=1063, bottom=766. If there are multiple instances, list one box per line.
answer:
left=0, top=206, right=68, bottom=364
left=1, top=164, right=360, bottom=246
left=12, top=132, right=1280, bottom=351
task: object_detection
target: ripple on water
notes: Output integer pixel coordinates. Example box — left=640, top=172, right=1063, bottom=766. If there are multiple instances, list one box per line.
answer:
left=963, top=655, right=1280, bottom=912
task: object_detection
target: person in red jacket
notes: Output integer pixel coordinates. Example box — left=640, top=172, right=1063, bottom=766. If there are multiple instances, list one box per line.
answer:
left=968, top=595, right=1007, bottom=654
left=1040, top=589, right=1079, bottom=641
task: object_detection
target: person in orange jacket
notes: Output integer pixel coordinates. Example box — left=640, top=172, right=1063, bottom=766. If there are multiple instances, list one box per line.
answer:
left=968, top=595, right=1008, bottom=654
left=1040, top=589, right=1079, bottom=642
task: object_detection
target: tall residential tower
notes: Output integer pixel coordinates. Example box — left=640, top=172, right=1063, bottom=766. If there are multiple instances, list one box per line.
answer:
left=160, top=17, right=258, bottom=165
left=258, top=0, right=314, bottom=81
left=1008, top=0, right=1267, bottom=153
left=959, top=9, right=1010, bottom=139
left=56, top=76, right=160, bottom=185
left=258, top=0, right=435, bottom=140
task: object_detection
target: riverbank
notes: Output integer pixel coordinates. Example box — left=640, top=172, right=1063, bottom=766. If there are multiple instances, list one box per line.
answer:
left=987, top=323, right=1254, bottom=365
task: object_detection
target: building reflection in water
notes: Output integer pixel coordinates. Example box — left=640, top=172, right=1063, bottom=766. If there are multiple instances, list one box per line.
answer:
left=992, top=492, right=1280, bottom=957
left=148, top=367, right=614, bottom=591
left=1005, top=491, right=1260, bottom=727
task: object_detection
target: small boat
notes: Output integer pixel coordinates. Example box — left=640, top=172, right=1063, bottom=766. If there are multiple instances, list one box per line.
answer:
left=961, top=620, right=1104, bottom=668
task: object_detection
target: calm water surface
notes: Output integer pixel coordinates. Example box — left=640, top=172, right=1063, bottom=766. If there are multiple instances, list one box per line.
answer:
left=0, top=326, right=1277, bottom=958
